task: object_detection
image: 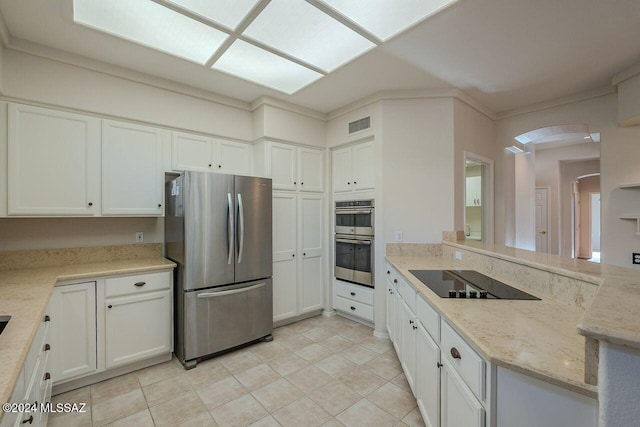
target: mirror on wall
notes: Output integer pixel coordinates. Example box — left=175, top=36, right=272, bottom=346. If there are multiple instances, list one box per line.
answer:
left=465, top=160, right=484, bottom=241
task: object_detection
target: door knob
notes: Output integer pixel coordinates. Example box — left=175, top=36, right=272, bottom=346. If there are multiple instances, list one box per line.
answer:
left=540, top=230, right=547, bottom=235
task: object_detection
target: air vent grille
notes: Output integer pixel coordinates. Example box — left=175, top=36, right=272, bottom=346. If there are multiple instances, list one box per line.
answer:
left=348, top=116, right=371, bottom=134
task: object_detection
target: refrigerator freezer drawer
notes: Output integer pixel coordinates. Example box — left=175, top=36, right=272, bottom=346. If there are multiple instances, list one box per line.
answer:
left=182, top=279, right=273, bottom=362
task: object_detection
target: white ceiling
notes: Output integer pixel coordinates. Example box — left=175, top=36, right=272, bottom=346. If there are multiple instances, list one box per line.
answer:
left=1, top=0, right=640, bottom=114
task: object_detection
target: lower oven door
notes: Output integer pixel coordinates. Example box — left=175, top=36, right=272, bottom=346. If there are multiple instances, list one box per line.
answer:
left=334, top=236, right=373, bottom=287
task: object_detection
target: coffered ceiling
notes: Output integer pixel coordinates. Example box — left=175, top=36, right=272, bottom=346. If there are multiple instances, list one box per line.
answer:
left=1, top=0, right=640, bottom=114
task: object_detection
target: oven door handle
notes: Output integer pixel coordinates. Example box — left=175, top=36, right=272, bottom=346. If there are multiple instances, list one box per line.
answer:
left=335, top=209, right=372, bottom=215
left=336, top=238, right=372, bottom=245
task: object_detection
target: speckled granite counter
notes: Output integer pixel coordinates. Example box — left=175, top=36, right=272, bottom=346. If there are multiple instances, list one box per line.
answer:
left=386, top=253, right=597, bottom=398
left=0, top=257, right=175, bottom=411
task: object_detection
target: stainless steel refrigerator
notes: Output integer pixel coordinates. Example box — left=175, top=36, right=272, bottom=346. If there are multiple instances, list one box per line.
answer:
left=165, top=171, right=273, bottom=369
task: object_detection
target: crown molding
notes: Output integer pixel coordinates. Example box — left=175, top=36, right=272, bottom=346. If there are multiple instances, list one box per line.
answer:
left=496, top=86, right=615, bottom=120
left=612, top=63, right=640, bottom=86
left=0, top=10, right=9, bottom=46
left=250, top=96, right=327, bottom=121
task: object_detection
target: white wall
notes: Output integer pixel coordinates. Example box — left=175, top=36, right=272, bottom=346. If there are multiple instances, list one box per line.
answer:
left=253, top=104, right=326, bottom=148
left=495, top=94, right=640, bottom=268
left=535, top=143, right=601, bottom=255
left=453, top=99, right=495, bottom=233
left=514, top=149, right=537, bottom=250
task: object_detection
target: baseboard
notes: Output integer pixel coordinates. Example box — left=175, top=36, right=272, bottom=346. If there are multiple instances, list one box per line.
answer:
left=373, top=330, right=390, bottom=339
left=335, top=311, right=374, bottom=329
left=322, top=309, right=336, bottom=317
left=273, top=310, right=323, bottom=328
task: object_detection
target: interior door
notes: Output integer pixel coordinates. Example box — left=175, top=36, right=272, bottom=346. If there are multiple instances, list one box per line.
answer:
left=235, top=176, right=273, bottom=283
left=184, top=171, right=235, bottom=290
left=535, top=188, right=549, bottom=253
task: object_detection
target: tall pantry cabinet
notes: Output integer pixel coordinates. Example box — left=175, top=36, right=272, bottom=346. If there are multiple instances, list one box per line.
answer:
left=254, top=140, right=325, bottom=323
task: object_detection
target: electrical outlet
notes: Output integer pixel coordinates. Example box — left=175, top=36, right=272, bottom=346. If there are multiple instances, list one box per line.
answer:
left=394, top=231, right=403, bottom=242
left=135, top=232, right=144, bottom=243
left=633, top=253, right=640, bottom=265
left=455, top=251, right=463, bottom=260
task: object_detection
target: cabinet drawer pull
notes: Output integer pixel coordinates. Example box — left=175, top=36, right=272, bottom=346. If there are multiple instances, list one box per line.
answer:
left=22, top=415, right=33, bottom=424
left=451, top=347, right=461, bottom=360
left=44, top=343, right=51, bottom=351
left=44, top=372, right=51, bottom=381
left=134, top=282, right=146, bottom=287
left=350, top=292, right=356, bottom=296
left=350, top=306, right=356, bottom=311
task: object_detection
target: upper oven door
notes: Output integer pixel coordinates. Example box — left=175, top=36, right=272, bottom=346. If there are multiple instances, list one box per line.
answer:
left=335, top=208, right=374, bottom=235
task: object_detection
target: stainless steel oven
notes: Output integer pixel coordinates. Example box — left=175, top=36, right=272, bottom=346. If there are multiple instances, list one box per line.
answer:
left=334, top=234, right=374, bottom=288
left=335, top=200, right=374, bottom=236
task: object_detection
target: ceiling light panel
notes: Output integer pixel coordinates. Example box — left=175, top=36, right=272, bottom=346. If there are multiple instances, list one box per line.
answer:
left=73, top=0, right=228, bottom=64
left=162, top=0, right=261, bottom=30
left=213, top=39, right=323, bottom=94
left=243, top=0, right=375, bottom=72
left=319, top=0, right=458, bottom=41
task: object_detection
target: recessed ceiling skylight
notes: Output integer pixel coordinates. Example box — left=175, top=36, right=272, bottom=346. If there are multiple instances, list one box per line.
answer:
left=244, top=0, right=375, bottom=72
left=318, top=0, right=458, bottom=41
left=162, top=0, right=261, bottom=30
left=73, top=0, right=228, bottom=64
left=213, top=39, right=323, bottom=94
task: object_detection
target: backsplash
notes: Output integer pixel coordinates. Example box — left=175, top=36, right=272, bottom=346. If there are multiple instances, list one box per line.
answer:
left=0, top=243, right=162, bottom=271
left=386, top=243, right=443, bottom=257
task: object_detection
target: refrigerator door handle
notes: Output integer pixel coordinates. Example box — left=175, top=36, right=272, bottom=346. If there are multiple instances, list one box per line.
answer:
left=227, top=193, right=234, bottom=265
left=196, top=282, right=266, bottom=298
left=237, top=193, right=245, bottom=263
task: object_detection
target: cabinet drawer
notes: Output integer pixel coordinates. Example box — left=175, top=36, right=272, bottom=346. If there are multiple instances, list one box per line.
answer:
left=441, top=321, right=485, bottom=402
left=105, top=271, right=171, bottom=297
left=416, top=295, right=440, bottom=343
left=397, top=278, right=416, bottom=312
left=335, top=281, right=374, bottom=305
left=335, top=296, right=373, bottom=321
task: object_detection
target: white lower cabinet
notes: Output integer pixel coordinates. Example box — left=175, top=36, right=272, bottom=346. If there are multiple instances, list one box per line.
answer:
left=399, top=298, right=417, bottom=394
left=48, top=270, right=173, bottom=387
left=49, top=282, right=97, bottom=383
left=416, top=323, right=440, bottom=427
left=441, top=359, right=485, bottom=427
left=104, top=273, right=172, bottom=369
left=272, top=192, right=324, bottom=323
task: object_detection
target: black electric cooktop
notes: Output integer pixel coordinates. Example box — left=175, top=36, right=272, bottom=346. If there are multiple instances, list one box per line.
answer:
left=409, top=270, right=540, bottom=300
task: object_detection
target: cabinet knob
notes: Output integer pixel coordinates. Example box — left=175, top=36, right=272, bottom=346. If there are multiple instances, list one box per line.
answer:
left=208, top=164, right=212, bottom=167
left=218, top=165, right=222, bottom=168
left=412, top=325, right=417, bottom=330
left=393, top=279, right=397, bottom=284
left=301, top=182, right=304, bottom=185
left=350, top=306, right=356, bottom=311
left=134, top=281, right=146, bottom=287
left=350, top=291, right=356, bottom=296
left=158, top=204, right=162, bottom=208
left=354, top=181, right=357, bottom=184
left=303, top=252, right=306, bottom=256
left=44, top=372, right=51, bottom=381
left=44, top=343, right=51, bottom=351
left=44, top=315, right=50, bottom=322
left=293, top=181, right=297, bottom=185
left=409, top=320, right=414, bottom=325
left=88, top=202, right=93, bottom=207
left=22, top=415, right=33, bottom=424
left=387, top=270, right=390, bottom=275
left=292, top=254, right=295, bottom=258
left=437, top=362, right=443, bottom=368
left=450, top=347, right=461, bottom=360
left=108, top=304, right=113, bottom=309
left=347, top=182, right=351, bottom=185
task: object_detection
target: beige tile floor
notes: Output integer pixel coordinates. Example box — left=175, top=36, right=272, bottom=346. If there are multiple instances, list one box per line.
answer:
left=48, top=315, right=425, bottom=427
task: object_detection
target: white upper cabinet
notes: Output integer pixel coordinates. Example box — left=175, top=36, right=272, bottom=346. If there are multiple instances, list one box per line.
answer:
left=172, top=131, right=251, bottom=175
left=8, top=103, right=100, bottom=216
left=102, top=120, right=164, bottom=216
left=466, top=176, right=482, bottom=207
left=332, top=140, right=374, bottom=193
left=255, top=141, right=324, bottom=192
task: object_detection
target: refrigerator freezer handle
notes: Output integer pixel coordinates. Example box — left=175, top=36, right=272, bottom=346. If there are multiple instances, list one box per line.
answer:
left=237, top=193, right=245, bottom=263
left=227, top=193, right=234, bottom=265
left=196, top=282, right=266, bottom=298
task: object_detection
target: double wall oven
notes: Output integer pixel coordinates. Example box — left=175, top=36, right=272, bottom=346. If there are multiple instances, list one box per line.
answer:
left=334, top=200, right=374, bottom=288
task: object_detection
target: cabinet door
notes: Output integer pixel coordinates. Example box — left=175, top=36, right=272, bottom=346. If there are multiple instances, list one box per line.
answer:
left=272, top=192, right=298, bottom=321
left=386, top=279, right=396, bottom=343
left=353, top=141, right=374, bottom=191
left=299, top=195, right=323, bottom=313
left=217, top=139, right=251, bottom=175
left=8, top=103, right=100, bottom=216
left=102, top=120, right=163, bottom=215
left=466, top=176, right=481, bottom=207
left=49, top=282, right=97, bottom=383
left=417, top=324, right=441, bottom=427
left=332, top=146, right=352, bottom=193
left=105, top=290, right=172, bottom=369
left=400, top=299, right=417, bottom=395
left=172, top=131, right=216, bottom=171
left=441, top=360, right=485, bottom=427
left=271, top=142, right=297, bottom=191
left=298, top=148, right=324, bottom=192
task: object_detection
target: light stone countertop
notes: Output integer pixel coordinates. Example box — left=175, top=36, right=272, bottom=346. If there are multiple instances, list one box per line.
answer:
left=386, top=254, right=597, bottom=398
left=0, top=258, right=176, bottom=409
left=447, top=240, right=640, bottom=352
